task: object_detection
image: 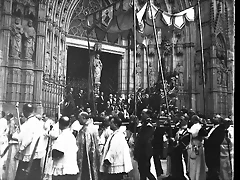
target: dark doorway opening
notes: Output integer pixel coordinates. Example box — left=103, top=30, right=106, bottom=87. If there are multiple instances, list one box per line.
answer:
left=66, top=46, right=120, bottom=95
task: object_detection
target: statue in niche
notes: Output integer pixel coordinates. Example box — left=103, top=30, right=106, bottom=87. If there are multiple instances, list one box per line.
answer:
left=9, top=17, right=23, bottom=58
left=174, top=62, right=184, bottom=86
left=23, top=19, right=36, bottom=59
left=93, top=53, right=103, bottom=84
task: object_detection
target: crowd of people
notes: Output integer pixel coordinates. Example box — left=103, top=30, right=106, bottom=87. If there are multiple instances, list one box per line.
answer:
left=0, top=99, right=234, bottom=180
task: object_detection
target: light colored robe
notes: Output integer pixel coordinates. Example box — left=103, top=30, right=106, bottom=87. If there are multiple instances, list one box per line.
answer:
left=219, top=127, right=233, bottom=180
left=77, top=120, right=100, bottom=180
left=187, top=123, right=207, bottom=180
left=100, top=129, right=133, bottom=174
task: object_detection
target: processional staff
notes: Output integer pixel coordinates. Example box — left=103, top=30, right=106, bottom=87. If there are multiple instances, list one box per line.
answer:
left=197, top=0, right=206, bottom=116
left=133, top=0, right=137, bottom=140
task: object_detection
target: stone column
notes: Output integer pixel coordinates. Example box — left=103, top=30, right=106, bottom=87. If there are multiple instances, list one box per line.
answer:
left=0, top=1, right=12, bottom=112
left=33, top=2, right=47, bottom=114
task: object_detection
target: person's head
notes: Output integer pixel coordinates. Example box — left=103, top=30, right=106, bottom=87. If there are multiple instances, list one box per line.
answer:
left=212, top=114, right=221, bottom=125
left=80, top=89, right=83, bottom=94
left=28, top=19, right=33, bottom=27
left=100, top=91, right=104, bottom=96
left=110, top=116, right=122, bottom=131
left=191, top=115, right=200, bottom=124
left=107, top=101, right=110, bottom=106
left=96, top=53, right=100, bottom=59
left=109, top=94, right=113, bottom=98
left=6, top=113, right=13, bottom=121
left=22, top=103, right=34, bottom=118
left=86, top=107, right=91, bottom=114
left=222, top=118, right=232, bottom=129
left=100, top=111, right=105, bottom=117
left=59, top=116, right=70, bottom=130
left=0, top=111, right=6, bottom=118
left=141, top=109, right=151, bottom=121
left=15, top=17, right=21, bottom=24
left=78, top=111, right=89, bottom=125
left=179, top=120, right=188, bottom=130
left=145, top=94, right=149, bottom=98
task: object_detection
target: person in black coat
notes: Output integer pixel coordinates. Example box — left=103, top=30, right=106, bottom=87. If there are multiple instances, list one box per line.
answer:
left=134, top=109, right=156, bottom=180
left=152, top=120, right=165, bottom=178
left=204, top=115, right=226, bottom=180
left=62, top=87, right=76, bottom=118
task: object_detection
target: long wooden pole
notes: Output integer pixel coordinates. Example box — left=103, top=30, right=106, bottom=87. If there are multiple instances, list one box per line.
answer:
left=133, top=0, right=137, bottom=117
left=133, top=0, right=137, bottom=140
left=145, top=38, right=150, bottom=94
left=148, top=0, right=170, bottom=115
left=198, top=0, right=206, bottom=116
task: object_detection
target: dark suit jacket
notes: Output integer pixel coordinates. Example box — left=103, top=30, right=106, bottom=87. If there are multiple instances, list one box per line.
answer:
left=134, top=123, right=155, bottom=160
left=204, top=124, right=225, bottom=170
left=63, top=93, right=76, bottom=117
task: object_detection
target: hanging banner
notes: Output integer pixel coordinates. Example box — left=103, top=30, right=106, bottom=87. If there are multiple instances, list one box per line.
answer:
left=86, top=1, right=195, bottom=42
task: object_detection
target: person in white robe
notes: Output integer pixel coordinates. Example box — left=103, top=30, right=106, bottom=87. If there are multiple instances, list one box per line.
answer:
left=187, top=115, right=208, bottom=180
left=52, top=116, right=79, bottom=180
left=100, top=116, right=133, bottom=180
left=0, top=111, right=8, bottom=180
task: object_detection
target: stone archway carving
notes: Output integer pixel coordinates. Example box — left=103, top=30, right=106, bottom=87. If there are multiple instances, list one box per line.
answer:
left=216, top=33, right=228, bottom=86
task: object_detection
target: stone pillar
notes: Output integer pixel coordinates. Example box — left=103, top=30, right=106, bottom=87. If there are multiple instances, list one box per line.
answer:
left=33, top=2, right=47, bottom=114
left=0, top=0, right=12, bottom=112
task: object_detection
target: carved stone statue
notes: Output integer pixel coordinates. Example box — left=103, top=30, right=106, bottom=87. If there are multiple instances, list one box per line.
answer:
left=93, top=53, right=102, bottom=84
left=9, top=17, right=23, bottom=58
left=23, top=19, right=36, bottom=59
left=174, top=62, right=184, bottom=86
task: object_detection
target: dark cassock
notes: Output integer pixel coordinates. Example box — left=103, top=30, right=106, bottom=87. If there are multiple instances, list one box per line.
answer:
left=151, top=123, right=165, bottom=178
left=204, top=122, right=226, bottom=180
left=97, top=93, right=106, bottom=114
left=134, top=113, right=156, bottom=180
left=170, top=120, right=191, bottom=180
left=63, top=89, right=76, bottom=118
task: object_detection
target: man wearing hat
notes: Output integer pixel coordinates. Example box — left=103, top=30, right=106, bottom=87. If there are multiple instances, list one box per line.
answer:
left=170, top=119, right=190, bottom=180
left=134, top=109, right=157, bottom=180
left=204, top=115, right=226, bottom=180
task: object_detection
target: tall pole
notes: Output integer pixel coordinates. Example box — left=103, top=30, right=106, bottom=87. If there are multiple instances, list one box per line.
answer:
left=198, top=0, right=206, bottom=116
left=133, top=0, right=137, bottom=117
left=145, top=38, right=150, bottom=94
left=133, top=0, right=137, bottom=140
left=148, top=0, right=170, bottom=115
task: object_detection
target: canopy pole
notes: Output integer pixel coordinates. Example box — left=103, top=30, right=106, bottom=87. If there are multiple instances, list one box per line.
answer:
left=145, top=38, right=150, bottom=94
left=87, top=32, right=95, bottom=114
left=198, top=0, right=206, bottom=116
left=133, top=0, right=137, bottom=140
left=148, top=0, right=170, bottom=115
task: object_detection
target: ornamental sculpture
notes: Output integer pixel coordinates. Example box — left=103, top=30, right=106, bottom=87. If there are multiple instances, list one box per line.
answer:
left=9, top=17, right=23, bottom=58
left=93, top=53, right=103, bottom=84
left=23, top=19, right=36, bottom=59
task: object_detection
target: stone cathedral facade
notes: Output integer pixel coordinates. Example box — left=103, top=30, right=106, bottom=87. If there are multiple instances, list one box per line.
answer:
left=0, top=0, right=234, bottom=118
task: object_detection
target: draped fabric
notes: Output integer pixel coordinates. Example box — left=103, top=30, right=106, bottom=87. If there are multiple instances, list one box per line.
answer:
left=86, top=0, right=195, bottom=43
left=77, top=122, right=100, bottom=180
